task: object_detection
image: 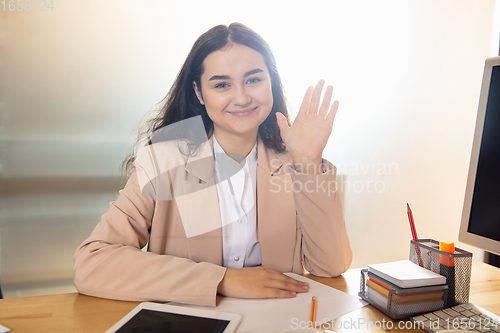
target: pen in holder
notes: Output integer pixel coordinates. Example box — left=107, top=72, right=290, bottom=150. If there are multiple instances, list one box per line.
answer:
left=409, top=239, right=472, bottom=308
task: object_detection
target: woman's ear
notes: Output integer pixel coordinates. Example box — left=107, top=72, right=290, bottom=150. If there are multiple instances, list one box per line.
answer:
left=193, top=82, right=205, bottom=105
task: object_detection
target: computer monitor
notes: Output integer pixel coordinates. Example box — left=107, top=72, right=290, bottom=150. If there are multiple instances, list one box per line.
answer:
left=459, top=56, right=500, bottom=256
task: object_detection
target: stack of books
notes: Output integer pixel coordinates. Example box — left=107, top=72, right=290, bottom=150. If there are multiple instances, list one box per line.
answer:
left=367, top=260, right=447, bottom=314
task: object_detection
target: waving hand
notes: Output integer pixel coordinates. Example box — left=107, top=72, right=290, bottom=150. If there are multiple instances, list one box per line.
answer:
left=276, top=80, right=339, bottom=173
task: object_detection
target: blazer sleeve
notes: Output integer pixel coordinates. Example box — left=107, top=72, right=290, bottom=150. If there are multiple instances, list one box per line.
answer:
left=73, top=169, right=227, bottom=306
left=288, top=159, right=353, bottom=277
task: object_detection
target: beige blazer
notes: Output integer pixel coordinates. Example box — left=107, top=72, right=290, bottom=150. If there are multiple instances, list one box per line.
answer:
left=73, top=137, right=352, bottom=306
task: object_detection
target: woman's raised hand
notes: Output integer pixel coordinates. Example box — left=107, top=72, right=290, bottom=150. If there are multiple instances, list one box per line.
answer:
left=276, top=80, right=339, bottom=173
left=217, top=267, right=309, bottom=299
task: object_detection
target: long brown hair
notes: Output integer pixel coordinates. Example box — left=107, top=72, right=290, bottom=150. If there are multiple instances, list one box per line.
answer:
left=122, top=23, right=291, bottom=179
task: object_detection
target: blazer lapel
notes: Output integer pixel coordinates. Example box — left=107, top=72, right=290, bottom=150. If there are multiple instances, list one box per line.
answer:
left=172, top=138, right=223, bottom=265
left=257, top=137, right=297, bottom=272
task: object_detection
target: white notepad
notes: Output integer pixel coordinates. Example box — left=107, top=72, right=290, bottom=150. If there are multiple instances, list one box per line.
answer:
left=0, top=323, right=10, bottom=333
left=368, top=260, right=446, bottom=288
left=169, top=273, right=367, bottom=333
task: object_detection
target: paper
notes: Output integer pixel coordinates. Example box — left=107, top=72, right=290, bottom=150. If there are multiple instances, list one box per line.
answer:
left=171, top=273, right=367, bottom=333
left=368, top=260, right=446, bottom=288
left=0, top=323, right=10, bottom=333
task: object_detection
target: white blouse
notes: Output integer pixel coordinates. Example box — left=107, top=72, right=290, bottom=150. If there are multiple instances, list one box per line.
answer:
left=213, top=136, right=262, bottom=268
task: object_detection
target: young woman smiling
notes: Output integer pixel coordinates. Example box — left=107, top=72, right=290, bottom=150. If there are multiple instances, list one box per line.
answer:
left=73, top=23, right=352, bottom=306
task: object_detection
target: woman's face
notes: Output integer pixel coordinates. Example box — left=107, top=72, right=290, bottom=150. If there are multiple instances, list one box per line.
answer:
left=194, top=43, right=273, bottom=141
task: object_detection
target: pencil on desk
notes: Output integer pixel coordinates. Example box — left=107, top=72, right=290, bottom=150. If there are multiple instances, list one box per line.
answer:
left=310, top=296, right=316, bottom=324
left=407, top=203, right=424, bottom=267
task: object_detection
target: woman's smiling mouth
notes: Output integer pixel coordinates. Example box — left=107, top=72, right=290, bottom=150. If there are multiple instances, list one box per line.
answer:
left=227, top=107, right=258, bottom=117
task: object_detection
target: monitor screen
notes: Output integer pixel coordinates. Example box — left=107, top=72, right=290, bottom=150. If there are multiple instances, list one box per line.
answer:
left=459, top=57, right=500, bottom=256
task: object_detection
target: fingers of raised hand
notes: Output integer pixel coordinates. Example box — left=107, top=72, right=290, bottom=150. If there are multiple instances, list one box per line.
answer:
left=298, top=86, right=314, bottom=115
left=318, top=85, right=334, bottom=118
left=308, top=79, right=326, bottom=115
left=276, top=111, right=289, bottom=130
left=300, top=80, right=337, bottom=119
left=326, top=99, right=339, bottom=124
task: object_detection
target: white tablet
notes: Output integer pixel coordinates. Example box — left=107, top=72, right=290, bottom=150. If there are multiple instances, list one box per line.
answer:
left=105, top=302, right=241, bottom=333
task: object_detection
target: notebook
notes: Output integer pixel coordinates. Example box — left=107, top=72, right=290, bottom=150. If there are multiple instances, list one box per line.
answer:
left=367, top=287, right=444, bottom=315
left=367, top=260, right=446, bottom=288
left=366, top=277, right=443, bottom=302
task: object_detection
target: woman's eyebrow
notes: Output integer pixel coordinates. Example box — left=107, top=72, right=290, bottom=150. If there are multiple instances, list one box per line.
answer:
left=244, top=68, right=264, bottom=76
left=208, top=68, right=264, bottom=81
left=209, top=75, right=230, bottom=81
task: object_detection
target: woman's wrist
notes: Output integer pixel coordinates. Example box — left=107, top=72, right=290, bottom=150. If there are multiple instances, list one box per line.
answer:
left=217, top=268, right=230, bottom=295
left=291, top=157, right=324, bottom=174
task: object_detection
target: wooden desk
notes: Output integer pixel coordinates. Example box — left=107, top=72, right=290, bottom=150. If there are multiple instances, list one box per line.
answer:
left=0, top=262, right=499, bottom=332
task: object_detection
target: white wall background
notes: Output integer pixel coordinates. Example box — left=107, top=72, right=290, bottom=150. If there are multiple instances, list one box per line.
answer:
left=0, top=0, right=498, bottom=292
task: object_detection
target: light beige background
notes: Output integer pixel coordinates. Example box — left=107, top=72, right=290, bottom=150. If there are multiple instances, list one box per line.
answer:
left=0, top=0, right=498, bottom=297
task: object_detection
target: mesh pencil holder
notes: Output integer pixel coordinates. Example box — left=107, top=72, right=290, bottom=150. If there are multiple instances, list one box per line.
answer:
left=409, top=239, right=473, bottom=308
left=358, top=269, right=448, bottom=320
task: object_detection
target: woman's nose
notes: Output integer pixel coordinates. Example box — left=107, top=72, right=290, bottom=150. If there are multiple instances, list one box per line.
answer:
left=233, top=86, right=252, bottom=106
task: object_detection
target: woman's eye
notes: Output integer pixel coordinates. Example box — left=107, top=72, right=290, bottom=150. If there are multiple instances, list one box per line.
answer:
left=247, top=77, right=262, bottom=84
left=214, top=82, right=229, bottom=89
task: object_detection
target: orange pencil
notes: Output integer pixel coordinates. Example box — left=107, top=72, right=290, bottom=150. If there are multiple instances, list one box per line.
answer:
left=310, top=296, right=317, bottom=324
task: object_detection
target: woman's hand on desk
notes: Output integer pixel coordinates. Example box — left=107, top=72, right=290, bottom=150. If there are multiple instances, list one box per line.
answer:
left=217, top=267, right=309, bottom=299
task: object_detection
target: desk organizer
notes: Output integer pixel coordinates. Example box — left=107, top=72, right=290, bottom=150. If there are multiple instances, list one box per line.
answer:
left=358, top=239, right=472, bottom=319
left=359, top=268, right=448, bottom=319
left=409, top=239, right=472, bottom=307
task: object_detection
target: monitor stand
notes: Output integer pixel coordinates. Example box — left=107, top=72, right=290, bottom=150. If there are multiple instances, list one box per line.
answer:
left=485, top=252, right=500, bottom=268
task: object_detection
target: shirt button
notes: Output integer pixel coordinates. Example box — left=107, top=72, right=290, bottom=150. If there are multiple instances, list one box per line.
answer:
left=234, top=256, right=240, bottom=262
left=238, top=220, right=243, bottom=224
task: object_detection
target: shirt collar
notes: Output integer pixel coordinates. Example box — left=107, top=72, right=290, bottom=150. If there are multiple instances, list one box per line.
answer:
left=213, top=134, right=258, bottom=168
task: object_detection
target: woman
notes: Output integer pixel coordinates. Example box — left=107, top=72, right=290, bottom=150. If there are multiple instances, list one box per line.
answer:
left=73, top=23, right=352, bottom=306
